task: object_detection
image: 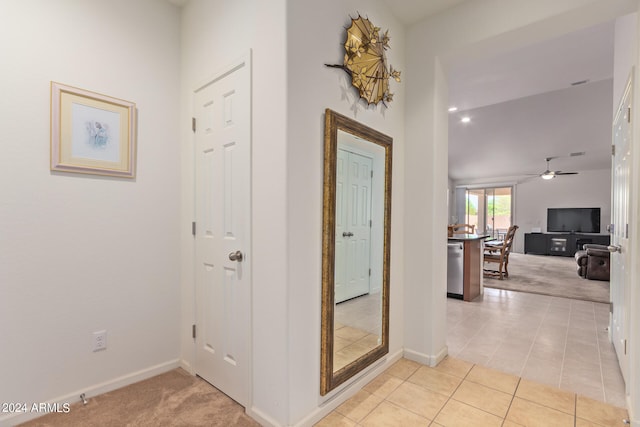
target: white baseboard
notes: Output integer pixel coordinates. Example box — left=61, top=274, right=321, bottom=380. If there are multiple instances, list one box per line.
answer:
left=403, top=345, right=448, bottom=367
left=0, top=359, right=181, bottom=427
left=180, top=359, right=195, bottom=375
left=246, top=405, right=284, bottom=427
left=626, top=394, right=636, bottom=427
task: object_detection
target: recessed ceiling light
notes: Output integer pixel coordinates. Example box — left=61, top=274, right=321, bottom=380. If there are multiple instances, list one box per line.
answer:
left=461, top=117, right=471, bottom=123
left=448, top=106, right=458, bottom=112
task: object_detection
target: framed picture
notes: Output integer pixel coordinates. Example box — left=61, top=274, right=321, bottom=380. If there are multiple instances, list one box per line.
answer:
left=51, top=82, right=137, bottom=178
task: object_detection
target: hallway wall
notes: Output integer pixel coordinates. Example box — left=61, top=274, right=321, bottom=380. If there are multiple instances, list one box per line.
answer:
left=0, top=1, right=182, bottom=425
left=180, top=1, right=404, bottom=425
left=179, top=0, right=290, bottom=425
left=286, top=0, right=406, bottom=424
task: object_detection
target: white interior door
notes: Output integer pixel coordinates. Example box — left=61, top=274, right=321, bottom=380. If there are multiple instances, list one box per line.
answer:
left=335, top=148, right=372, bottom=303
left=194, top=55, right=251, bottom=405
left=610, top=73, right=633, bottom=384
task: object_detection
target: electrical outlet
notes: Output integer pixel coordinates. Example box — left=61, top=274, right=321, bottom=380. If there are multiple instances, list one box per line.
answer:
left=92, top=330, right=107, bottom=352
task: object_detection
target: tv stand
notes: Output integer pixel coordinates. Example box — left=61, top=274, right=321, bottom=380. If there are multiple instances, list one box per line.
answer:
left=524, top=233, right=609, bottom=257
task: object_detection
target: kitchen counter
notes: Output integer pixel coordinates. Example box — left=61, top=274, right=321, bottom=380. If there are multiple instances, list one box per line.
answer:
left=448, top=233, right=491, bottom=241
left=447, top=234, right=490, bottom=301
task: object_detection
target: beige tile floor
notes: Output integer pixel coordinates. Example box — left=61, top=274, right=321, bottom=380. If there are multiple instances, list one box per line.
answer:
left=334, top=323, right=381, bottom=371
left=448, top=287, right=626, bottom=407
left=334, top=292, right=383, bottom=371
left=316, top=357, right=629, bottom=426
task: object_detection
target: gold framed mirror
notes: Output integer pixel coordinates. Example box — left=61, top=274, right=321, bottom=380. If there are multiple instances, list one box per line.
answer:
left=321, top=109, right=392, bottom=395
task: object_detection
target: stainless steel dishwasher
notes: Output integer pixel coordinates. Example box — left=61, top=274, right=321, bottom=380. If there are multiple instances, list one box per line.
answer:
left=447, top=242, right=464, bottom=299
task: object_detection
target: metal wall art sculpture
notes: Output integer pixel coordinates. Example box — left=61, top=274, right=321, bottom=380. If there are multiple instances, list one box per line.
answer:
left=327, top=15, right=401, bottom=106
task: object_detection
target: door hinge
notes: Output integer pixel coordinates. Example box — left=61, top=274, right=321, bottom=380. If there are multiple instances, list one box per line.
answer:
left=192, top=324, right=196, bottom=339
left=624, top=339, right=627, bottom=355
left=611, top=144, right=615, bottom=156
left=371, top=170, right=373, bottom=178
left=370, top=220, right=372, bottom=227
left=610, top=301, right=613, bottom=314
left=369, top=268, right=371, bottom=277
left=628, top=107, right=631, bottom=123
left=192, top=221, right=196, bottom=236
left=192, top=117, right=196, bottom=132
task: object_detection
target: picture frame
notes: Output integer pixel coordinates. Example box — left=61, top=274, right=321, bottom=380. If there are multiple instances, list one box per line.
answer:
left=51, top=82, right=137, bottom=178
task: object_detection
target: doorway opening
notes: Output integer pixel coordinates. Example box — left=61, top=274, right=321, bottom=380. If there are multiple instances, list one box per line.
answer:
left=464, top=186, right=512, bottom=240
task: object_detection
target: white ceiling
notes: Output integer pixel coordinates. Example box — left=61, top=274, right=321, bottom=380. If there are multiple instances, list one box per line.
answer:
left=446, top=20, right=616, bottom=183
left=448, top=21, right=615, bottom=112
left=382, top=0, right=469, bottom=26
left=378, top=0, right=617, bottom=184
left=168, top=0, right=616, bottom=183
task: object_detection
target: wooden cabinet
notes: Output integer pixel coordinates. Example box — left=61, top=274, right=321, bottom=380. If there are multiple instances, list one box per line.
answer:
left=524, top=233, right=548, bottom=255
left=524, top=233, right=609, bottom=257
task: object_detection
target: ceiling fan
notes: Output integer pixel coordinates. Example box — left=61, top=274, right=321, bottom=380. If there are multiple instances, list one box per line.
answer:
left=538, top=156, right=578, bottom=180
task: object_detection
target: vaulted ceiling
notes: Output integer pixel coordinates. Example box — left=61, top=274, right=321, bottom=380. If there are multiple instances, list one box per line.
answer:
left=447, top=21, right=615, bottom=182
left=379, top=0, right=616, bottom=184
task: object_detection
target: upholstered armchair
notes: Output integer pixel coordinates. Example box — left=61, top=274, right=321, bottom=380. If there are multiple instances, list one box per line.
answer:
left=575, top=244, right=610, bottom=281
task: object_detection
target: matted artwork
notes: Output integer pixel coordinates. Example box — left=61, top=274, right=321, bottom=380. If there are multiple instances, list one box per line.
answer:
left=50, top=82, right=137, bottom=178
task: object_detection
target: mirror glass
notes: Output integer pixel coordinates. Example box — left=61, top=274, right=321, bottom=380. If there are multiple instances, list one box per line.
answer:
left=321, top=109, right=392, bottom=395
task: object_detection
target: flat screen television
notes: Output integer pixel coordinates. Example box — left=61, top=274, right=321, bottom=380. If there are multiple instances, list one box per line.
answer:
left=547, top=207, right=601, bottom=233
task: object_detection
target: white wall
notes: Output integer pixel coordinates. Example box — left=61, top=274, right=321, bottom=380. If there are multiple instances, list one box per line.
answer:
left=180, top=1, right=404, bottom=425
left=0, top=1, right=181, bottom=425
left=514, top=169, right=611, bottom=252
left=286, top=1, right=405, bottom=424
left=3, top=1, right=639, bottom=426
left=179, top=1, right=289, bottom=425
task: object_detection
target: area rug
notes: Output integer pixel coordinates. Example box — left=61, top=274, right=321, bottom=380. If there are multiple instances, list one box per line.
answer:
left=18, top=369, right=258, bottom=427
left=483, top=252, right=610, bottom=304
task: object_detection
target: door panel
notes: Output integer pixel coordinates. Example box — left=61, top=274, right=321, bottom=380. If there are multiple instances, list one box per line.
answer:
left=194, top=55, right=250, bottom=406
left=335, top=149, right=373, bottom=303
left=611, top=74, right=632, bottom=384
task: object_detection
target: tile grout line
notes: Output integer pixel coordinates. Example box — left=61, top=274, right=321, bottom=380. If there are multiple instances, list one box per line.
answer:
left=454, top=308, right=491, bottom=361
left=517, top=297, right=551, bottom=378
left=558, top=300, right=573, bottom=389
left=425, top=361, right=478, bottom=425
left=591, top=302, right=608, bottom=404
left=501, top=376, right=523, bottom=427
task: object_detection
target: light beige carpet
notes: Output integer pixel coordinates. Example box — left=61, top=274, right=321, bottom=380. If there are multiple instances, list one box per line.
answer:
left=484, top=252, right=610, bottom=304
left=19, top=369, right=258, bottom=427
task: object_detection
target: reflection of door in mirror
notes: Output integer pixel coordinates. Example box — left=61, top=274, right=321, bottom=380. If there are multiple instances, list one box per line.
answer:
left=321, top=109, right=391, bottom=396
left=335, top=148, right=373, bottom=303
left=333, top=131, right=385, bottom=374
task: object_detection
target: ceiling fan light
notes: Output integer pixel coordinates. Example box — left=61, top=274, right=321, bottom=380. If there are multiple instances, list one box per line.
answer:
left=541, top=173, right=555, bottom=180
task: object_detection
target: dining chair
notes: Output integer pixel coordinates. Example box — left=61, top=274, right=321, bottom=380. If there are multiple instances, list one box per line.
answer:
left=448, top=223, right=476, bottom=235
left=483, top=225, right=519, bottom=280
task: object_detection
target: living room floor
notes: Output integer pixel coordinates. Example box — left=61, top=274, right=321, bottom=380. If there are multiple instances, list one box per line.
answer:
left=318, top=288, right=628, bottom=426
left=447, top=287, right=626, bottom=407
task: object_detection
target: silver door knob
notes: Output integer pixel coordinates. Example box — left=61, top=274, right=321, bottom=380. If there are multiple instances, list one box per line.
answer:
left=607, top=245, right=621, bottom=253
left=229, top=250, right=244, bottom=262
